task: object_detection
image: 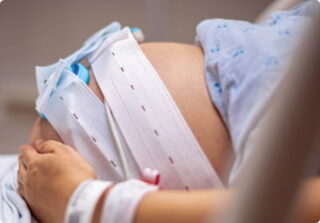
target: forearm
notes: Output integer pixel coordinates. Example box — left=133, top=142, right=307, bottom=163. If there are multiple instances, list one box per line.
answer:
left=91, top=188, right=231, bottom=223
left=92, top=189, right=109, bottom=223
left=292, top=177, right=320, bottom=223
left=92, top=177, right=320, bottom=223
left=135, top=178, right=320, bottom=223
left=134, top=189, right=230, bottom=223
left=133, top=177, right=320, bottom=223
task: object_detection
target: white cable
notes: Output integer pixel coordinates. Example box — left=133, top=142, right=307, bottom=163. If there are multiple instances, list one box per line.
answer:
left=104, top=100, right=130, bottom=180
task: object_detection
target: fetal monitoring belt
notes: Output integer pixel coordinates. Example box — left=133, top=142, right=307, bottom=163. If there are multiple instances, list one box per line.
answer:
left=35, top=22, right=223, bottom=190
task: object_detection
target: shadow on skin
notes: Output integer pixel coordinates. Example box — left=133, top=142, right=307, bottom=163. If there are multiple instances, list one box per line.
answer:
left=29, top=42, right=233, bottom=182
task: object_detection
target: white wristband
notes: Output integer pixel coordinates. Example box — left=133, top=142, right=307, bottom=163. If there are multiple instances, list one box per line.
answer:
left=64, top=179, right=113, bottom=223
left=101, top=179, right=159, bottom=223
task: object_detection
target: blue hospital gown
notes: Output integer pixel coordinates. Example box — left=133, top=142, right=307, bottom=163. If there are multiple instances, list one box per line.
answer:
left=196, top=0, right=317, bottom=184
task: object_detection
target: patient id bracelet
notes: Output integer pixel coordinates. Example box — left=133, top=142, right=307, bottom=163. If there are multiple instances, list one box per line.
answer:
left=101, top=179, right=159, bottom=223
left=64, top=179, right=113, bottom=223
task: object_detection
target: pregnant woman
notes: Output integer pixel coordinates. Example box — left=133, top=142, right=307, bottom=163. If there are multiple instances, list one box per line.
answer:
left=1, top=0, right=319, bottom=223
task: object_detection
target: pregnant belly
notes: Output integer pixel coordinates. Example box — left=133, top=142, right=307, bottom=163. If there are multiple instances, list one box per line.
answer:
left=29, top=42, right=232, bottom=182
left=140, top=43, right=232, bottom=181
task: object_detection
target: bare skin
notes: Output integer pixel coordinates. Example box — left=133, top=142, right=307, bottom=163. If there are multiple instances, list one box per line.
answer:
left=18, top=141, right=97, bottom=223
left=18, top=141, right=320, bottom=223
left=20, top=1, right=320, bottom=223
left=29, top=43, right=233, bottom=179
left=21, top=42, right=320, bottom=223
left=23, top=42, right=232, bottom=223
left=140, top=43, right=233, bottom=180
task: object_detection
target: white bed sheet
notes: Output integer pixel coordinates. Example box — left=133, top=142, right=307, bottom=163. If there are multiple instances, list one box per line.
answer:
left=0, top=155, right=17, bottom=181
left=0, top=155, right=33, bottom=223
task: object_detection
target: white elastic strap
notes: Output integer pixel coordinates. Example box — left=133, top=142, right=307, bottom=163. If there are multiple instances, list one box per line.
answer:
left=89, top=28, right=223, bottom=189
left=64, top=180, right=113, bottom=223
left=101, top=179, right=158, bottom=223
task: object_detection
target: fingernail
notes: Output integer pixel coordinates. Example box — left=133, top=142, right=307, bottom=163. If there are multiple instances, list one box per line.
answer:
left=35, top=139, right=44, bottom=146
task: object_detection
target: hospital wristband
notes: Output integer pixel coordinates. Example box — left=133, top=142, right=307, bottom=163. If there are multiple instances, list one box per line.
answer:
left=64, top=179, right=113, bottom=223
left=101, top=179, right=159, bottom=223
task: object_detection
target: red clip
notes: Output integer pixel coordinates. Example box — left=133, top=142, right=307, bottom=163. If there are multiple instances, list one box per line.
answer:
left=142, top=168, right=160, bottom=185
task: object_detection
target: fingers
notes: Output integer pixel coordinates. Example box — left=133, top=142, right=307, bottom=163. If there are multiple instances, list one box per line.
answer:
left=20, top=145, right=39, bottom=168
left=28, top=117, right=63, bottom=146
left=17, top=156, right=26, bottom=197
left=22, top=139, right=75, bottom=158
left=35, top=140, right=64, bottom=154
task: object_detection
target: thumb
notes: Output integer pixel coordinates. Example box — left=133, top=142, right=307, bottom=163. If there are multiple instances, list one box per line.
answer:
left=33, top=139, right=45, bottom=153
left=35, top=139, right=62, bottom=154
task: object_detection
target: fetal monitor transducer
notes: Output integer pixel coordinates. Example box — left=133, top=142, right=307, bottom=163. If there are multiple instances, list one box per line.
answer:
left=40, top=27, right=159, bottom=183
left=39, top=60, right=131, bottom=180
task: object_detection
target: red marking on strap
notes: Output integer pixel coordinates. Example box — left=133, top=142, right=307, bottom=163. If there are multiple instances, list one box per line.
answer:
left=154, top=173, right=160, bottom=185
left=142, top=175, right=160, bottom=185
left=110, top=160, right=117, bottom=167
left=73, top=113, right=79, bottom=120
left=140, top=179, right=162, bottom=189
left=168, top=156, right=174, bottom=164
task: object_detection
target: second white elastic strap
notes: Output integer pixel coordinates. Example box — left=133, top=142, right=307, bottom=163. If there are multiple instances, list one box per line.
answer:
left=64, top=180, right=113, bottom=223
left=101, top=179, right=159, bottom=223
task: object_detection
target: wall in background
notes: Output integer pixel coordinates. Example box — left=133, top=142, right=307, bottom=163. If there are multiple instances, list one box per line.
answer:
left=0, top=0, right=271, bottom=153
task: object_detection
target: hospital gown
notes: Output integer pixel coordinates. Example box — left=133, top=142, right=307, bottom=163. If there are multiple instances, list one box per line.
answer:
left=0, top=0, right=317, bottom=222
left=196, top=0, right=316, bottom=183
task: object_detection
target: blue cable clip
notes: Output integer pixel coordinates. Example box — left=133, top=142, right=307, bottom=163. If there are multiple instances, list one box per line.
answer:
left=70, top=63, right=90, bottom=85
left=130, top=27, right=145, bottom=43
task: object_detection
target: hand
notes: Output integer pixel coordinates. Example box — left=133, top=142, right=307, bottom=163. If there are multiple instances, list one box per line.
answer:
left=18, top=140, right=96, bottom=223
